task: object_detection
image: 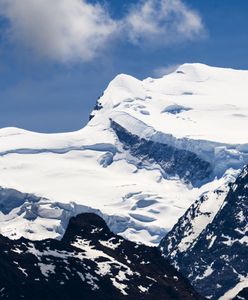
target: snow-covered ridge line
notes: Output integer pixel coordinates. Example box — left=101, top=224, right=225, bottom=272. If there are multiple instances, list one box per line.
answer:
left=160, top=168, right=239, bottom=257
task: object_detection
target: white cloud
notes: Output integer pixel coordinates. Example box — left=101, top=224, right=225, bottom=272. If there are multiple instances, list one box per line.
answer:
left=125, top=0, right=204, bottom=45
left=0, top=0, right=204, bottom=63
left=0, top=0, right=117, bottom=62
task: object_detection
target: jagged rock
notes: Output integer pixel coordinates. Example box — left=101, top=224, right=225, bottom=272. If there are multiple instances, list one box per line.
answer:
left=160, top=166, right=248, bottom=299
left=0, top=213, right=203, bottom=300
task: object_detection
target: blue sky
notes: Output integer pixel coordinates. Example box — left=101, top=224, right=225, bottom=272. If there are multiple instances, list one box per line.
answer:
left=0, top=0, right=247, bottom=132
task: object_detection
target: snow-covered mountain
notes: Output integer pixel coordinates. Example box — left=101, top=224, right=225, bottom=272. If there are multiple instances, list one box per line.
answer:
left=0, top=63, right=248, bottom=246
left=0, top=212, right=203, bottom=300
left=160, top=165, right=248, bottom=300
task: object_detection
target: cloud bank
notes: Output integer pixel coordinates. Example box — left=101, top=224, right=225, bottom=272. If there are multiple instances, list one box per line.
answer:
left=0, top=0, right=204, bottom=63
left=0, top=0, right=117, bottom=62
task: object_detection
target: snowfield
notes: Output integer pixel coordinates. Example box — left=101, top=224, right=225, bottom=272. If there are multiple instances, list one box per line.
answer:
left=0, top=63, right=248, bottom=246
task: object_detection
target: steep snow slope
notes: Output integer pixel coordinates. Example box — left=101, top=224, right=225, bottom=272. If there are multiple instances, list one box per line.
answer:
left=0, top=63, right=248, bottom=245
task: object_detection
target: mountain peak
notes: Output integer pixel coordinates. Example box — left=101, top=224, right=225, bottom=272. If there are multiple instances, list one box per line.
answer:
left=0, top=63, right=248, bottom=249
left=62, top=213, right=111, bottom=242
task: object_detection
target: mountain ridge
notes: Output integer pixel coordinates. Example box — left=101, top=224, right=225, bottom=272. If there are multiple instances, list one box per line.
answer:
left=0, top=212, right=203, bottom=300
left=160, top=165, right=248, bottom=299
left=0, top=62, right=247, bottom=247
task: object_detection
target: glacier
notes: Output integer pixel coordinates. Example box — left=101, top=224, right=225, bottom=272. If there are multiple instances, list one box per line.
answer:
left=0, top=63, right=248, bottom=246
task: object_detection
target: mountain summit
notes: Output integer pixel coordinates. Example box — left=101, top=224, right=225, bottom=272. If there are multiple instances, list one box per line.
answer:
left=0, top=63, right=247, bottom=247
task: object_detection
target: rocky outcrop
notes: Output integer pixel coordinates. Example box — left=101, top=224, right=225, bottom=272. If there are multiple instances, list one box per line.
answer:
left=160, top=166, right=248, bottom=299
left=0, top=213, right=203, bottom=300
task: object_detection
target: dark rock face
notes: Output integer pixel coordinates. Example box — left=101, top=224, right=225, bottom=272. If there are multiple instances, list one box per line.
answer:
left=111, top=120, right=212, bottom=186
left=0, top=213, right=203, bottom=300
left=160, top=166, right=248, bottom=300
left=89, top=97, right=103, bottom=120
left=233, top=288, right=248, bottom=300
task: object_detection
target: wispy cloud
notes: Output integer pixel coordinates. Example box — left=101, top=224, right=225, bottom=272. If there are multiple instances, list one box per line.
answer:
left=153, top=64, right=180, bottom=77
left=125, top=0, right=204, bottom=46
left=0, top=0, right=205, bottom=63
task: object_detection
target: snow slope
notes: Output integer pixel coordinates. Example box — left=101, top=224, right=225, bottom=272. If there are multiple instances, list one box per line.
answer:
left=0, top=63, right=248, bottom=245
